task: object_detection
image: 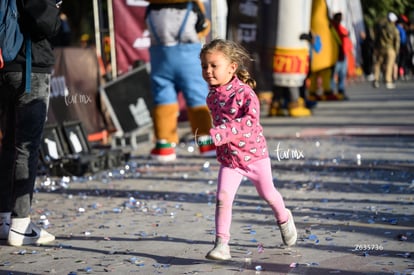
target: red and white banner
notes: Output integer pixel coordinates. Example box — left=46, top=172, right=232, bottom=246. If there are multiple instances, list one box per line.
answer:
left=112, top=0, right=150, bottom=76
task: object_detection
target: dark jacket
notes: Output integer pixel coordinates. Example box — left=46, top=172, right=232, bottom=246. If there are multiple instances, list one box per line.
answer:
left=1, top=0, right=61, bottom=73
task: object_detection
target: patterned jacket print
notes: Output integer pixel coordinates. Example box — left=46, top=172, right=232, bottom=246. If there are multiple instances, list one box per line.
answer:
left=207, top=76, right=268, bottom=170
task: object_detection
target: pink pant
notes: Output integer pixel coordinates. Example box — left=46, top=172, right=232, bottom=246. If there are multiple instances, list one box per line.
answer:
left=215, top=157, right=288, bottom=243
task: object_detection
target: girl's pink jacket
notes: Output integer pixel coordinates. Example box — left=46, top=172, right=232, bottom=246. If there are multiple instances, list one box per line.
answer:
left=207, top=76, right=269, bottom=170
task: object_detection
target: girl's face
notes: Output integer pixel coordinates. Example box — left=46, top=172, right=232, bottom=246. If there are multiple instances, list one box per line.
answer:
left=201, top=49, right=237, bottom=87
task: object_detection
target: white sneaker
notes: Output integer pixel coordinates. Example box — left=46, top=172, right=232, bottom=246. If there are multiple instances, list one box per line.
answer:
left=8, top=217, right=55, bottom=246
left=205, top=238, right=231, bottom=260
left=385, top=82, right=396, bottom=89
left=278, top=209, right=297, bottom=246
left=0, top=212, right=11, bottom=240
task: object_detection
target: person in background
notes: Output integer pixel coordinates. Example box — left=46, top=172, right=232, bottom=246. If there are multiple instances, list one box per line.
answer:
left=200, top=39, right=297, bottom=261
left=395, top=15, right=410, bottom=80
left=360, top=28, right=375, bottom=81
left=79, top=33, right=91, bottom=48
left=407, top=21, right=414, bottom=77
left=372, top=12, right=400, bottom=89
left=52, top=11, right=71, bottom=47
left=330, top=12, right=352, bottom=100
left=0, top=0, right=61, bottom=246
left=145, top=0, right=215, bottom=162
left=299, top=31, right=321, bottom=110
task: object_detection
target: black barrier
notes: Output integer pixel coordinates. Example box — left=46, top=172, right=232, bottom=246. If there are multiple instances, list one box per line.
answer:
left=39, top=121, right=127, bottom=177
left=100, top=64, right=153, bottom=136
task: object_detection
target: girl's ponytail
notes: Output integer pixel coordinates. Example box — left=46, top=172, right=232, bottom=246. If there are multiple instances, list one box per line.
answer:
left=237, top=69, right=256, bottom=89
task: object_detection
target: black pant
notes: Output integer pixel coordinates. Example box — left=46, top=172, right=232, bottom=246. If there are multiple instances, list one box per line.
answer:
left=0, top=72, right=50, bottom=218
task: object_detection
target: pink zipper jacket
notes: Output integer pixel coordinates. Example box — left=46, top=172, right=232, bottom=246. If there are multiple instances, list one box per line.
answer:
left=207, top=76, right=268, bottom=170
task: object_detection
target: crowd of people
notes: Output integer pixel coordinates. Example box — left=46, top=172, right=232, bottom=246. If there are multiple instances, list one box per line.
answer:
left=334, top=11, right=414, bottom=92
left=269, top=10, right=414, bottom=119
left=361, top=12, right=414, bottom=89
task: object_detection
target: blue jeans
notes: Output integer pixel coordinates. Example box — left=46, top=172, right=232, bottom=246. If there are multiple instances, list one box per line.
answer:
left=331, top=57, right=348, bottom=93
left=0, top=72, right=50, bottom=218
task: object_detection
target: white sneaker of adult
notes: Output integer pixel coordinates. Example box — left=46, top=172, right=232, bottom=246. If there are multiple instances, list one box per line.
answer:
left=385, top=82, right=396, bottom=89
left=8, top=217, right=55, bottom=246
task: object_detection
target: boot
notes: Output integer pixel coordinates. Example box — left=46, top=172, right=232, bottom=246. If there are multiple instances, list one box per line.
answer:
left=0, top=212, right=11, bottom=240
left=268, top=101, right=280, bottom=117
left=288, top=98, right=311, bottom=117
left=258, top=91, right=273, bottom=117
left=268, top=101, right=289, bottom=117
left=308, top=91, right=323, bottom=101
left=205, top=237, right=231, bottom=260
left=322, top=90, right=341, bottom=101
left=278, top=209, right=297, bottom=246
left=197, top=135, right=216, bottom=157
left=8, top=217, right=55, bottom=246
left=151, top=104, right=179, bottom=162
left=187, top=106, right=215, bottom=156
left=150, top=140, right=176, bottom=162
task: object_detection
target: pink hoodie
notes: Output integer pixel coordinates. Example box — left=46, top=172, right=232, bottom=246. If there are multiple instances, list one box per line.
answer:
left=207, top=76, right=268, bottom=170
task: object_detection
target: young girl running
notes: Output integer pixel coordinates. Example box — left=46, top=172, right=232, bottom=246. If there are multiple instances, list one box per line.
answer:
left=199, top=39, right=297, bottom=261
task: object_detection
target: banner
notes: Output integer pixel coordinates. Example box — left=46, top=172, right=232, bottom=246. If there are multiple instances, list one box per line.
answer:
left=48, top=48, right=106, bottom=135
left=112, top=0, right=150, bottom=76
left=226, top=0, right=275, bottom=92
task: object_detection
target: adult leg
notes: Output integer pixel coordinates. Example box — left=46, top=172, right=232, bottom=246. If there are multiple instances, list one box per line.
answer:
left=308, top=72, right=322, bottom=100
left=373, top=49, right=384, bottom=87
left=7, top=73, right=55, bottom=246
left=384, top=48, right=396, bottom=88
left=337, top=58, right=348, bottom=96
left=0, top=81, right=15, bottom=213
left=330, top=62, right=339, bottom=92
left=323, top=66, right=339, bottom=100
left=0, top=75, right=16, bottom=240
left=12, top=73, right=50, bottom=218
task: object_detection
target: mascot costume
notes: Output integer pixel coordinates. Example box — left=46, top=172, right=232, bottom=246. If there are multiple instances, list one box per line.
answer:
left=271, top=0, right=312, bottom=117
left=308, top=0, right=339, bottom=100
left=145, top=0, right=215, bottom=162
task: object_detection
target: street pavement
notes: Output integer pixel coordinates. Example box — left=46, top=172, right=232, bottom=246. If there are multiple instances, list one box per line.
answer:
left=0, top=79, right=413, bottom=275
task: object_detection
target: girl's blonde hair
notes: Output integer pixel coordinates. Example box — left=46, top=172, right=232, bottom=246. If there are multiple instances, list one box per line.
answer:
left=200, top=39, right=257, bottom=89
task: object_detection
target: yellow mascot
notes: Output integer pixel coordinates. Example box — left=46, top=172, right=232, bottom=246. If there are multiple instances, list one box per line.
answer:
left=308, top=0, right=339, bottom=100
